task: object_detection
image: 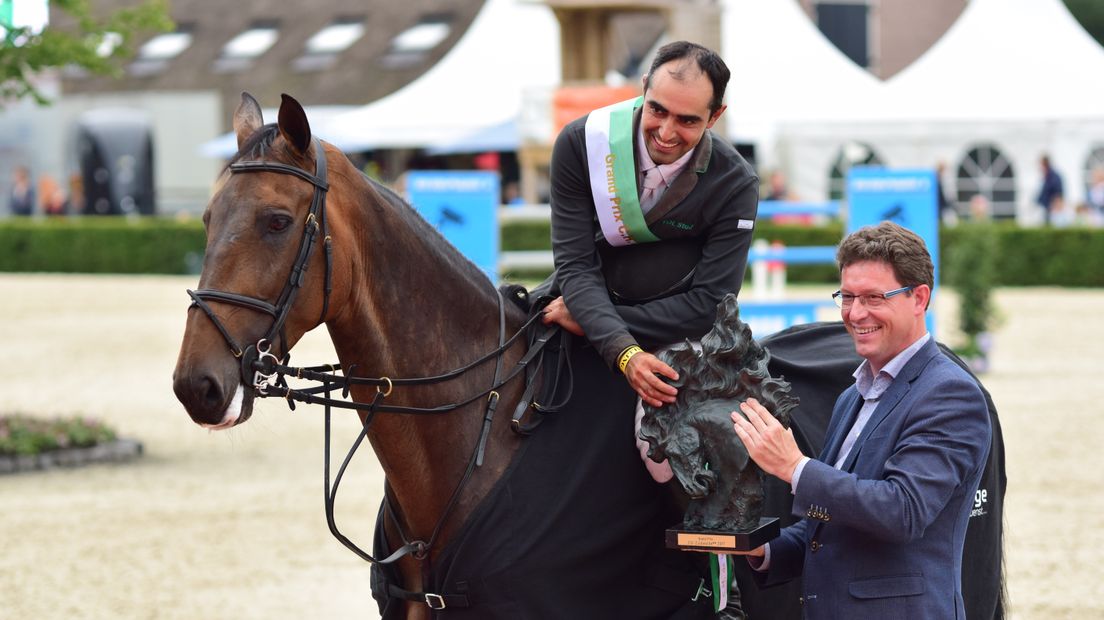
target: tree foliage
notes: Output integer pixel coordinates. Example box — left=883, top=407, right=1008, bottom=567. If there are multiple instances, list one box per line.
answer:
left=1065, top=0, right=1104, bottom=47
left=0, top=0, right=173, bottom=106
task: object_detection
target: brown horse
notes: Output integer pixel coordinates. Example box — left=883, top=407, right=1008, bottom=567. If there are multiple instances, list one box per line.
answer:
left=173, top=93, right=537, bottom=619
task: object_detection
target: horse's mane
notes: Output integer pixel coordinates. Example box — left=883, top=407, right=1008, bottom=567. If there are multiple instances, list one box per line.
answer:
left=357, top=170, right=498, bottom=293
left=227, top=124, right=281, bottom=169
left=225, top=124, right=497, bottom=294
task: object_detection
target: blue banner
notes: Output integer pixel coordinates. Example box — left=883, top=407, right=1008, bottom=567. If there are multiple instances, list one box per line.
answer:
left=740, top=301, right=835, bottom=339
left=405, top=171, right=500, bottom=279
left=846, top=167, right=939, bottom=332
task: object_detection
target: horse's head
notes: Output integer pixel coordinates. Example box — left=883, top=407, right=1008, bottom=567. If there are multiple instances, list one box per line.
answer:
left=173, top=92, right=342, bottom=429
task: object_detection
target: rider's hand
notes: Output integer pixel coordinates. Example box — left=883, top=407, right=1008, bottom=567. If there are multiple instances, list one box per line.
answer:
left=540, top=296, right=584, bottom=336
left=625, top=351, right=678, bottom=408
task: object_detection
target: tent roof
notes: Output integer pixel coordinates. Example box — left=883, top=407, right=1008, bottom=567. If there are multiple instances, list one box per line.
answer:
left=329, top=0, right=560, bottom=151
left=845, top=0, right=1104, bottom=123
left=720, top=0, right=884, bottom=143
left=425, top=119, right=519, bottom=155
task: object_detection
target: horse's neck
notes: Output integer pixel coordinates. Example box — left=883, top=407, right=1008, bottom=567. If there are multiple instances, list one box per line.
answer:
left=325, top=184, right=527, bottom=550
left=330, top=190, right=514, bottom=379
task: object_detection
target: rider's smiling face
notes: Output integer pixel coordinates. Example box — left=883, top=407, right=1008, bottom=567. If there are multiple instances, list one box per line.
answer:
left=640, top=60, right=726, bottom=166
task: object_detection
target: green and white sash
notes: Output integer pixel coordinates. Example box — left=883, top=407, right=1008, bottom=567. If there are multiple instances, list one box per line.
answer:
left=584, top=96, right=659, bottom=247
left=709, top=552, right=736, bottom=612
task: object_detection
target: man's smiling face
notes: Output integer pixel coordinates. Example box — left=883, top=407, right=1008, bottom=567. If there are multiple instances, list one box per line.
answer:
left=840, top=260, right=929, bottom=374
left=640, top=60, right=725, bottom=165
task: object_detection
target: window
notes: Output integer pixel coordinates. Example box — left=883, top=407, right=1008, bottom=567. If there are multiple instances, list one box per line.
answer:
left=215, top=21, right=280, bottom=73
left=380, top=13, right=453, bottom=70
left=293, top=17, right=365, bottom=72
left=955, top=144, right=1017, bottom=219
left=305, top=18, right=364, bottom=54
left=129, top=25, right=194, bottom=77
left=815, top=2, right=869, bottom=68
left=829, top=141, right=884, bottom=200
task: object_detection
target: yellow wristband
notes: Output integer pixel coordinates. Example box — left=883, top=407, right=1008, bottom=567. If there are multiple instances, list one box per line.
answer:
left=617, top=345, right=643, bottom=374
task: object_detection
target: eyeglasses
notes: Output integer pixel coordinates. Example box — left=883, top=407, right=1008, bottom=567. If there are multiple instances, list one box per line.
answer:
left=832, top=286, right=915, bottom=309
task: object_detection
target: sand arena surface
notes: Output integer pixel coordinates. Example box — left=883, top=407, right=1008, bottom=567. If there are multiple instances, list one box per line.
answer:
left=1, top=274, right=1101, bottom=619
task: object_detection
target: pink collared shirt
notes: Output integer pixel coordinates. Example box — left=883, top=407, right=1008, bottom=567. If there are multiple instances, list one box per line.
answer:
left=635, top=125, right=695, bottom=213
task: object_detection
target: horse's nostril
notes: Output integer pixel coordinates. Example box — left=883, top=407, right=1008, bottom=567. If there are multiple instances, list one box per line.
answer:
left=200, top=375, right=224, bottom=409
left=175, top=371, right=227, bottom=421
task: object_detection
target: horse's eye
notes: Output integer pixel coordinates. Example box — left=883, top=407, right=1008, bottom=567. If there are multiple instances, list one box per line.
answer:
left=268, top=215, right=293, bottom=233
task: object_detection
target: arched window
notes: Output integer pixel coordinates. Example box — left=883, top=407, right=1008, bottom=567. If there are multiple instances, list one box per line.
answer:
left=955, top=144, right=1016, bottom=219
left=829, top=142, right=885, bottom=200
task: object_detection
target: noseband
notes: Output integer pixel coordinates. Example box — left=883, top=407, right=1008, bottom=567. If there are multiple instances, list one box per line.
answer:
left=187, top=138, right=332, bottom=386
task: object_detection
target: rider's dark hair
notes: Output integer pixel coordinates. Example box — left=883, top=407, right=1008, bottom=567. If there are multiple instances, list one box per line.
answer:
left=644, top=41, right=731, bottom=115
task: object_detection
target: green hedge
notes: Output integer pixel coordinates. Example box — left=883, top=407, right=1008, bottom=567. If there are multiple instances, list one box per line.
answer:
left=967, top=224, right=1104, bottom=287
left=0, top=217, right=206, bottom=274
left=3, top=216, right=1103, bottom=286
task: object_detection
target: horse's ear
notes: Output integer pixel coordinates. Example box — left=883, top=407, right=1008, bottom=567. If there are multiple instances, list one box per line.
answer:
left=277, top=93, right=312, bottom=154
left=233, top=92, right=264, bottom=149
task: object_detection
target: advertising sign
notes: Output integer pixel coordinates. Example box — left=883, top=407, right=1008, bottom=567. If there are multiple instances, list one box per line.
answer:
left=846, top=167, right=939, bottom=331
left=405, top=171, right=500, bottom=279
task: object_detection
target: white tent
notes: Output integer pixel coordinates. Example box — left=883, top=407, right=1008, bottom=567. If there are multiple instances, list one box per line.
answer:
left=776, top=0, right=1104, bottom=221
left=331, top=0, right=560, bottom=152
left=875, top=0, right=1104, bottom=122
left=719, top=0, right=884, bottom=166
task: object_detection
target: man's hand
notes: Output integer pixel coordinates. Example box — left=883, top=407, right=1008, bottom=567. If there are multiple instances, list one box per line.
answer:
left=731, top=398, right=804, bottom=484
left=626, top=351, right=678, bottom=408
left=541, top=296, right=584, bottom=336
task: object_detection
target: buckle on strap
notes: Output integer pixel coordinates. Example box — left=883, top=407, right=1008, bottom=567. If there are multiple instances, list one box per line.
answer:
left=691, top=578, right=712, bottom=602
left=424, top=593, right=446, bottom=610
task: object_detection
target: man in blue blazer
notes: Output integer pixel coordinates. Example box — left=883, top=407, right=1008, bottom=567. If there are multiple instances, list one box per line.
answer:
left=731, top=221, right=991, bottom=619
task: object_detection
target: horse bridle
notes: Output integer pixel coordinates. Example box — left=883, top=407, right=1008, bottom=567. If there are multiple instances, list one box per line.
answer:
left=187, top=137, right=333, bottom=383
left=183, top=138, right=567, bottom=610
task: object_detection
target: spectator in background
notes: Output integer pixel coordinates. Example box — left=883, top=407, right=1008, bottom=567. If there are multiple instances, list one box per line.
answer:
left=9, top=166, right=35, bottom=216
left=1074, top=202, right=1103, bottom=228
left=936, top=161, right=957, bottom=225
left=764, top=169, right=815, bottom=225
left=1087, top=166, right=1104, bottom=219
left=38, top=174, right=70, bottom=216
left=503, top=180, right=526, bottom=206
left=969, top=194, right=991, bottom=222
left=67, top=173, right=86, bottom=215
left=1036, top=155, right=1064, bottom=225
left=765, top=169, right=792, bottom=201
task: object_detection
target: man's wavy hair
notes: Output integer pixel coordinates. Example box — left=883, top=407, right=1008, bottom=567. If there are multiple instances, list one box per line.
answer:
left=836, top=221, right=934, bottom=309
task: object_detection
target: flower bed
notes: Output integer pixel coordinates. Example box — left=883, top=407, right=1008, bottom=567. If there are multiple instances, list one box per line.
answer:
left=0, top=414, right=143, bottom=474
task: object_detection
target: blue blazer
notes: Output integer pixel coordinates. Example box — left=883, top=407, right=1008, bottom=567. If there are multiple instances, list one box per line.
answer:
left=759, top=338, right=991, bottom=619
